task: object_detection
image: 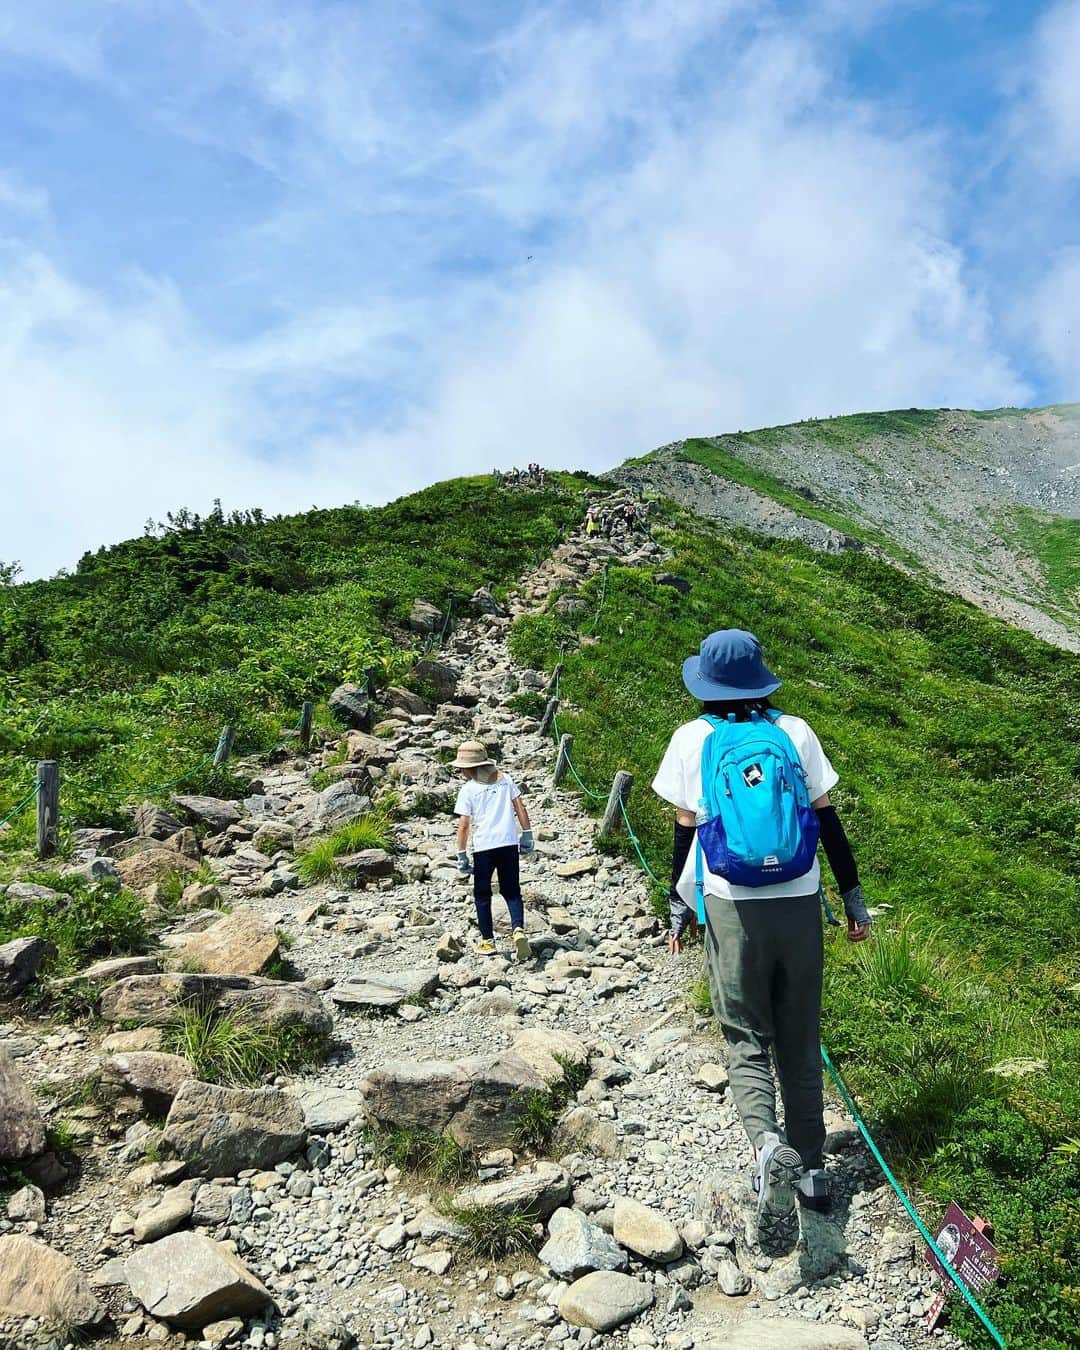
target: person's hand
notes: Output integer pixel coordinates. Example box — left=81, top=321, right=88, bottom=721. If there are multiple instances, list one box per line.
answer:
left=519, top=829, right=535, bottom=856
left=457, top=850, right=472, bottom=876
left=842, top=884, right=872, bottom=943
left=668, top=931, right=683, bottom=956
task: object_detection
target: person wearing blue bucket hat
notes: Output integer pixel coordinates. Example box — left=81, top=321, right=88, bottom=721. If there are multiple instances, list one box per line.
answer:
left=653, top=628, right=871, bottom=1253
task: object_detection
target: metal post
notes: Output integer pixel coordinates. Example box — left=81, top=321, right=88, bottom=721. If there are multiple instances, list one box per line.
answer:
left=554, top=734, right=574, bottom=786
left=298, top=701, right=314, bottom=751
left=36, top=760, right=59, bottom=859
left=538, top=697, right=559, bottom=737
left=213, top=726, right=236, bottom=767
left=598, top=770, right=633, bottom=839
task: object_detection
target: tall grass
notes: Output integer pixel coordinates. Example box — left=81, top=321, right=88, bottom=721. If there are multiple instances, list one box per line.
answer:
left=162, top=1002, right=326, bottom=1085
left=294, top=809, right=395, bottom=883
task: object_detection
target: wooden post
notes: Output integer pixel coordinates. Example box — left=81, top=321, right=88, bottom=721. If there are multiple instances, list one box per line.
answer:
left=213, top=726, right=235, bottom=767
left=538, top=697, right=559, bottom=737
left=36, top=760, right=59, bottom=859
left=298, top=701, right=314, bottom=751
left=599, top=770, right=633, bottom=839
left=554, top=734, right=574, bottom=786
left=546, top=662, right=564, bottom=692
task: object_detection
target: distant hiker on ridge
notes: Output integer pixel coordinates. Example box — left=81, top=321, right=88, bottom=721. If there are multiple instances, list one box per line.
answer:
left=652, top=629, right=871, bottom=1253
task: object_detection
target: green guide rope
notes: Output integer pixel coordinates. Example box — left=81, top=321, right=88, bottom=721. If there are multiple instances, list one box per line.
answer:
left=0, top=781, right=40, bottom=830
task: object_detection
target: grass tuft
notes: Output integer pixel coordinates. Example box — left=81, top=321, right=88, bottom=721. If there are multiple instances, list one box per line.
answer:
left=294, top=810, right=395, bottom=883
left=365, top=1123, right=473, bottom=1183
left=438, top=1203, right=538, bottom=1261
left=162, top=1002, right=326, bottom=1085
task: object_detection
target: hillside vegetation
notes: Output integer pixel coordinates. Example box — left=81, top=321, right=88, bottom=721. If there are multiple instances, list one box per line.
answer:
left=511, top=507, right=1080, bottom=1349
left=0, top=476, right=590, bottom=857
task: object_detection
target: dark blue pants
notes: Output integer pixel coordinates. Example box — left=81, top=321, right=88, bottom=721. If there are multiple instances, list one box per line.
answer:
left=473, top=844, right=525, bottom=938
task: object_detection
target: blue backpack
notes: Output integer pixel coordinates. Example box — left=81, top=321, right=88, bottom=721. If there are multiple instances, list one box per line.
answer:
left=694, top=711, right=820, bottom=916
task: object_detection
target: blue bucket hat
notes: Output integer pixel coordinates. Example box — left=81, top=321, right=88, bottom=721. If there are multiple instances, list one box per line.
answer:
left=681, top=629, right=781, bottom=701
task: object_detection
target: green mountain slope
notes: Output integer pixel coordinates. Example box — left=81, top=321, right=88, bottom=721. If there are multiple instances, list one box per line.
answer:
left=512, top=505, right=1080, bottom=1349
left=0, top=475, right=592, bottom=848
left=613, top=405, right=1080, bottom=651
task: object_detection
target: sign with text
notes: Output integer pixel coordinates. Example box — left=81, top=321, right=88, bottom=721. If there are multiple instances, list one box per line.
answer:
left=924, top=1202, right=1000, bottom=1330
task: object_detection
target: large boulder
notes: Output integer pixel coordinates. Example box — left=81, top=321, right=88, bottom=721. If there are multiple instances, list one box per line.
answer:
left=612, top=1197, right=684, bottom=1263
left=384, top=686, right=432, bottom=717
left=452, top=1162, right=571, bottom=1221
left=314, top=780, right=372, bottom=831
left=540, top=1207, right=627, bottom=1279
left=135, top=802, right=186, bottom=840
left=361, top=1051, right=547, bottom=1150
left=171, top=910, right=279, bottom=976
left=101, top=1052, right=195, bottom=1116
left=172, top=796, right=242, bottom=833
left=331, top=968, right=438, bottom=1011
left=125, top=1233, right=274, bottom=1330
left=344, top=731, right=393, bottom=766
left=0, top=1048, right=46, bottom=1160
left=558, top=1271, right=654, bottom=1332
left=471, top=587, right=507, bottom=617
left=335, top=849, right=395, bottom=884
left=406, top=599, right=443, bottom=634
left=1, top=881, right=64, bottom=904
left=0, top=936, right=57, bottom=996
left=99, top=973, right=332, bottom=1042
left=329, top=683, right=372, bottom=730
left=511, top=1027, right=589, bottom=1084
left=289, top=1085, right=365, bottom=1134
left=161, top=1081, right=306, bottom=1177
left=117, top=849, right=199, bottom=891
left=412, top=659, right=460, bottom=704
left=0, top=1235, right=103, bottom=1326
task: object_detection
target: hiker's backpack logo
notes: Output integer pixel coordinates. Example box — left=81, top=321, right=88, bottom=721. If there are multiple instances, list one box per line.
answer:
left=742, top=762, right=765, bottom=788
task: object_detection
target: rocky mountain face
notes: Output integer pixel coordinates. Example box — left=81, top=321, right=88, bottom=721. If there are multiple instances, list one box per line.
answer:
left=610, top=406, right=1080, bottom=651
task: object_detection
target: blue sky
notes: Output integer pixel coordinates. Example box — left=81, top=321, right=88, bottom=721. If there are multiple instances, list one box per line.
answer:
left=2, top=0, right=1079, bottom=577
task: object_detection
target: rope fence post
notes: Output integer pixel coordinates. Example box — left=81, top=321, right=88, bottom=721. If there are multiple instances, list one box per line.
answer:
left=36, top=760, right=59, bottom=859
left=539, top=697, right=560, bottom=738
left=554, top=734, right=574, bottom=786
left=213, top=726, right=235, bottom=767
left=298, top=701, right=314, bottom=751
left=598, top=770, right=633, bottom=840
left=546, top=662, right=563, bottom=693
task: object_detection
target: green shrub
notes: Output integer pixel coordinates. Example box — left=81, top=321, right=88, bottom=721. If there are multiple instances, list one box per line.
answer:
left=294, top=809, right=395, bottom=883
left=0, top=874, right=146, bottom=976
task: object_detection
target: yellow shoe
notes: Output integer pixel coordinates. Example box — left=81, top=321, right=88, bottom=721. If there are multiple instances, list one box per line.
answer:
left=475, top=938, right=497, bottom=955
left=512, top=928, right=532, bottom=963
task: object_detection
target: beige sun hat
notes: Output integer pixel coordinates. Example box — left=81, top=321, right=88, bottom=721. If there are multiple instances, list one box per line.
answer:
left=453, top=740, right=496, bottom=770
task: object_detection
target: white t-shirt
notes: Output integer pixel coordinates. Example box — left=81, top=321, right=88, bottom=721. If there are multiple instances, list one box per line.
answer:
left=652, top=715, right=838, bottom=902
left=454, top=773, right=523, bottom=852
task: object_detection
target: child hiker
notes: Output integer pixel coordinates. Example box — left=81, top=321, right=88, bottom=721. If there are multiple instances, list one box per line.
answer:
left=454, top=740, right=534, bottom=961
left=652, top=629, right=871, bottom=1256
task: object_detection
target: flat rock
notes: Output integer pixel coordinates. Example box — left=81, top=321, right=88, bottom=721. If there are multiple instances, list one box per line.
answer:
left=99, top=973, right=332, bottom=1041
left=6, top=1183, right=46, bottom=1223
left=556, top=857, right=598, bottom=878
left=290, top=1084, right=365, bottom=1134
left=361, top=1051, right=547, bottom=1150
left=315, top=780, right=372, bottom=831
left=613, top=1196, right=684, bottom=1263
left=161, top=1081, right=306, bottom=1177
left=101, top=1052, right=195, bottom=1115
left=2, top=881, right=63, bottom=903
left=0, top=1047, right=46, bottom=1160
left=117, top=848, right=199, bottom=891
left=125, top=1232, right=274, bottom=1331
left=332, top=967, right=439, bottom=1010
left=135, top=803, right=186, bottom=839
left=134, top=1187, right=195, bottom=1242
left=452, top=1162, right=571, bottom=1221
left=335, top=849, right=395, bottom=882
left=697, top=1319, right=868, bottom=1350
left=55, top=954, right=163, bottom=987
left=540, top=1206, right=628, bottom=1279
left=172, top=910, right=279, bottom=977
left=558, top=1270, right=654, bottom=1332
left=172, top=796, right=242, bottom=832
left=556, top=1106, right=619, bottom=1158
left=0, top=1234, right=103, bottom=1326
left=695, top=1063, right=729, bottom=1093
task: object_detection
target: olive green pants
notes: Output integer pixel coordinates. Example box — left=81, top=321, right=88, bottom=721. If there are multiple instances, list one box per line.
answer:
left=703, top=891, right=825, bottom=1170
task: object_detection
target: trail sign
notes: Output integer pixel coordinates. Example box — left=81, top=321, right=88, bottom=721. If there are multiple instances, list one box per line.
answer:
left=924, top=1202, right=1000, bottom=1331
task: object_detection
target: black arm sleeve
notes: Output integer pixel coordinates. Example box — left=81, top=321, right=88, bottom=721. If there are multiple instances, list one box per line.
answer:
left=671, top=821, right=696, bottom=889
left=815, top=805, right=859, bottom=894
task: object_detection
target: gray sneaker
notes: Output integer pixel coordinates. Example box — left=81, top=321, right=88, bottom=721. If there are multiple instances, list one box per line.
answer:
left=753, top=1132, right=802, bottom=1255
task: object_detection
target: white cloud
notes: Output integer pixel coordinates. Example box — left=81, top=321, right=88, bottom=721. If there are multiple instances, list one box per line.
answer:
left=0, top=0, right=1032, bottom=580
left=1028, top=0, right=1080, bottom=177
left=1029, top=247, right=1080, bottom=389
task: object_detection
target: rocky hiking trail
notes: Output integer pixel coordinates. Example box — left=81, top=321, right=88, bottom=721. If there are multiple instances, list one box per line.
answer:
left=1, top=526, right=962, bottom=1350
